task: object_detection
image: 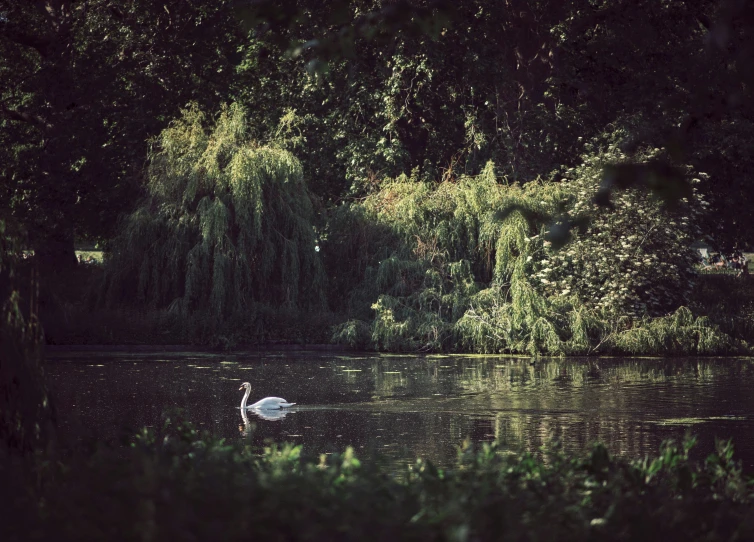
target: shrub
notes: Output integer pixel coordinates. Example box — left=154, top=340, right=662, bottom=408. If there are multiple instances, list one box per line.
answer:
left=3, top=420, right=753, bottom=541
left=328, top=137, right=733, bottom=354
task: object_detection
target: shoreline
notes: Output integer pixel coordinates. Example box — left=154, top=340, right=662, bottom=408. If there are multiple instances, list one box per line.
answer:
left=44, top=343, right=353, bottom=353
left=43, top=343, right=754, bottom=359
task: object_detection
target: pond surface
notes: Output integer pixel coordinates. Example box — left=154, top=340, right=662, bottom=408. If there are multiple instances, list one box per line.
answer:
left=45, top=351, right=754, bottom=470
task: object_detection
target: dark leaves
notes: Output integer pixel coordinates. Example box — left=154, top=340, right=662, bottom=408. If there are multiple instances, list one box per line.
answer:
left=235, top=0, right=456, bottom=74
left=599, top=161, right=691, bottom=209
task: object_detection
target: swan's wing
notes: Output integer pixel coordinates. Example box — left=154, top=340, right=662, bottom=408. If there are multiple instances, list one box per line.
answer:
left=250, top=397, right=295, bottom=409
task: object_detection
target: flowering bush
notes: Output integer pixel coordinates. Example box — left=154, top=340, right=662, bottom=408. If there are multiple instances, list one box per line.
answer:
left=531, top=132, right=705, bottom=316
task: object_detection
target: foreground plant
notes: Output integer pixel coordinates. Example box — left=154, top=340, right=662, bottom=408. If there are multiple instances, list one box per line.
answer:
left=2, top=418, right=752, bottom=541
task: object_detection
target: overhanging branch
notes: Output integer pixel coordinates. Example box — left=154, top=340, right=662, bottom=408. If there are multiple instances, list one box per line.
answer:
left=2, top=27, right=52, bottom=56
left=0, top=104, right=51, bottom=129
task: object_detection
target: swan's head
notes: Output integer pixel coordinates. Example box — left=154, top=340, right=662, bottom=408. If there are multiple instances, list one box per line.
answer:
left=239, top=382, right=251, bottom=391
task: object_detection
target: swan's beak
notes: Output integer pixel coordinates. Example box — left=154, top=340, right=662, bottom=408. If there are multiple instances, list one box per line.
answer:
left=239, top=385, right=244, bottom=391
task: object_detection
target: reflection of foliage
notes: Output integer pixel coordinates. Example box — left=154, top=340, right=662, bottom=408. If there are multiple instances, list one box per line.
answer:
left=100, top=104, right=326, bottom=320
left=331, top=146, right=735, bottom=354
left=4, top=419, right=752, bottom=540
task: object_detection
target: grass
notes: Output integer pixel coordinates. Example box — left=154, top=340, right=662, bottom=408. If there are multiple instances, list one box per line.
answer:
left=74, top=250, right=104, bottom=263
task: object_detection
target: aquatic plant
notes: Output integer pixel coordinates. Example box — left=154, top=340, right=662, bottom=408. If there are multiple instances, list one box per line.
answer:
left=100, top=103, right=326, bottom=321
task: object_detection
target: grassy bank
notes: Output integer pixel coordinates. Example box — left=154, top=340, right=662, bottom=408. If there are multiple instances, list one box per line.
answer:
left=2, top=420, right=753, bottom=541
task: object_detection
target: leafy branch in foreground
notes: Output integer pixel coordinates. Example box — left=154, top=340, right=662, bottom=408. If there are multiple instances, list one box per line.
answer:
left=2, top=419, right=752, bottom=541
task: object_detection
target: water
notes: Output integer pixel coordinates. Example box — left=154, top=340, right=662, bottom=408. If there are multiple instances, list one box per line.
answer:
left=45, top=350, right=754, bottom=470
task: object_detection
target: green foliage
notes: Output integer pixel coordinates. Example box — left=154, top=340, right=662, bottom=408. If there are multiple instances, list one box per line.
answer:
left=690, top=275, right=754, bottom=344
left=329, top=143, right=736, bottom=354
left=100, top=104, right=326, bottom=322
left=3, top=419, right=753, bottom=541
left=234, top=0, right=593, bottom=202
left=538, top=133, right=703, bottom=316
left=332, top=318, right=373, bottom=350
left=0, top=0, right=243, bottom=261
left=0, top=220, right=54, bottom=455
left=4, top=0, right=754, bottom=352
left=607, top=307, right=735, bottom=356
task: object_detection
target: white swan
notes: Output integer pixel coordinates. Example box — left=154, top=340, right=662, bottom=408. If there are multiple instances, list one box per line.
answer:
left=239, top=382, right=295, bottom=410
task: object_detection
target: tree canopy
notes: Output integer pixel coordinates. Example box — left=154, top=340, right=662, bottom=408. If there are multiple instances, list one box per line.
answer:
left=0, top=0, right=242, bottom=266
left=2, top=0, right=754, bottom=351
left=101, top=103, right=326, bottom=321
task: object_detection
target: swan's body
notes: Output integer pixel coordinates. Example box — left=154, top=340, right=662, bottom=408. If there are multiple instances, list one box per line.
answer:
left=248, top=396, right=294, bottom=409
left=239, top=382, right=295, bottom=410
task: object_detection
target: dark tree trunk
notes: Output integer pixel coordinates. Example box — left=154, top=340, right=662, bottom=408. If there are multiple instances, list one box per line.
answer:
left=35, top=231, right=77, bottom=272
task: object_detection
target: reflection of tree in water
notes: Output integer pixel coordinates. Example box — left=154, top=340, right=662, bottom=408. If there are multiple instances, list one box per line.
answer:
left=45, top=353, right=754, bottom=470
left=480, top=358, right=753, bottom=464
left=360, top=356, right=754, bottom=466
left=373, top=366, right=407, bottom=396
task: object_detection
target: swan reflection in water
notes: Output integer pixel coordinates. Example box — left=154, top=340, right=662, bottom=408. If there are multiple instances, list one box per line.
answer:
left=247, top=407, right=292, bottom=421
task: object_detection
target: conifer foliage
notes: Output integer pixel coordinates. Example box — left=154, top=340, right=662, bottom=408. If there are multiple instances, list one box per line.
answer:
left=102, top=104, right=325, bottom=320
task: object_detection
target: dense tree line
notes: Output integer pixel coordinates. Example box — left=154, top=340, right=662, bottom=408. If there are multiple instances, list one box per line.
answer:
left=0, top=0, right=241, bottom=267
left=2, top=0, right=753, bottom=350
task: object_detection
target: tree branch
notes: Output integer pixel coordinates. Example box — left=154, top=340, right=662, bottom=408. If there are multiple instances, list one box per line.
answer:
left=0, top=104, right=51, bottom=129
left=2, top=27, right=52, bottom=56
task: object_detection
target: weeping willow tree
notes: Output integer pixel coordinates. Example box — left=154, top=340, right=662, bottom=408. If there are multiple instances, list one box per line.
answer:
left=330, top=138, right=738, bottom=355
left=102, top=104, right=325, bottom=321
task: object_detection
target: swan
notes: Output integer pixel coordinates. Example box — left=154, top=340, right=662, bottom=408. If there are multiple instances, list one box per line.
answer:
left=239, top=382, right=295, bottom=410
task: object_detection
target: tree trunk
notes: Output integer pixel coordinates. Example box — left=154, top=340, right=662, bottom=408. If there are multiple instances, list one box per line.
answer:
left=35, top=231, right=77, bottom=272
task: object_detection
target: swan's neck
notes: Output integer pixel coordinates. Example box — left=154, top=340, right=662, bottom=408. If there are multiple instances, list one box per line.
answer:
left=241, top=387, right=251, bottom=409
left=240, top=409, right=250, bottom=436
